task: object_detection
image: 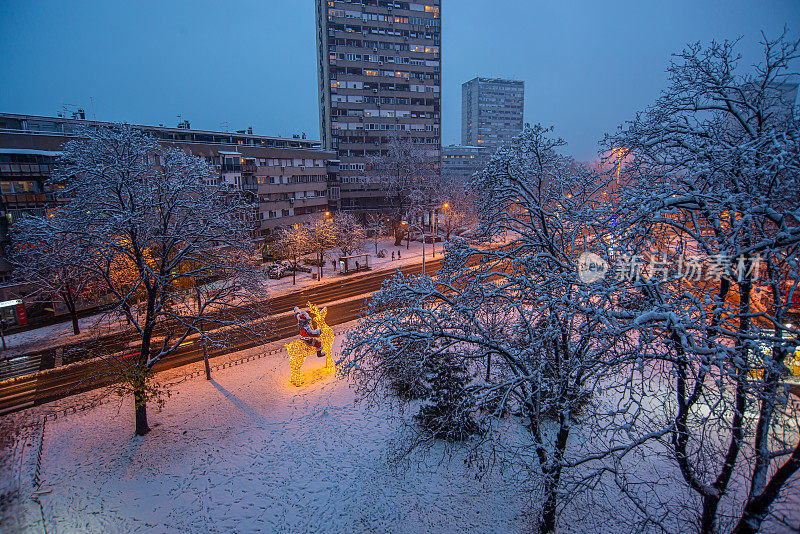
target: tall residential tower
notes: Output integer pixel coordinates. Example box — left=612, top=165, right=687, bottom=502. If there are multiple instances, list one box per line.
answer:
left=462, top=77, right=524, bottom=149
left=315, top=0, right=441, bottom=215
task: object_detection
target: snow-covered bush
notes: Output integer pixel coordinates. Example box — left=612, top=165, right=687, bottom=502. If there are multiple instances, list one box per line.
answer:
left=414, top=352, right=482, bottom=441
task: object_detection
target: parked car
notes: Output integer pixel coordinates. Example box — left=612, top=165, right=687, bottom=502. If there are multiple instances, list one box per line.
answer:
left=289, top=261, right=312, bottom=273
left=267, top=263, right=289, bottom=279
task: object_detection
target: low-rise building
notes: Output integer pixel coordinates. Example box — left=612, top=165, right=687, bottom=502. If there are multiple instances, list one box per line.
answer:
left=0, top=113, right=339, bottom=283
left=441, top=144, right=491, bottom=186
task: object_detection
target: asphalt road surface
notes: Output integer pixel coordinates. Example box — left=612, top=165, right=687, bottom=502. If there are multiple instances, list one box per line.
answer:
left=0, top=257, right=444, bottom=415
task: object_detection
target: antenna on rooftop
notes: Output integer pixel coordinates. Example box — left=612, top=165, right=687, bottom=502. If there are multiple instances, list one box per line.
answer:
left=58, top=103, right=77, bottom=118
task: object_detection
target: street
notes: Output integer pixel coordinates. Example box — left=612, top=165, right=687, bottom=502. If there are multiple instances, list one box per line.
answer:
left=0, top=257, right=445, bottom=415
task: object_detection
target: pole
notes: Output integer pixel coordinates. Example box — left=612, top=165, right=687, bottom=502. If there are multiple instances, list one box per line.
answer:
left=421, top=225, right=426, bottom=276
left=432, top=210, right=436, bottom=257
left=195, top=288, right=210, bottom=380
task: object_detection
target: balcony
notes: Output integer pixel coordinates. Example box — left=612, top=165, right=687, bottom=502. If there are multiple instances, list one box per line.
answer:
left=3, top=193, right=50, bottom=206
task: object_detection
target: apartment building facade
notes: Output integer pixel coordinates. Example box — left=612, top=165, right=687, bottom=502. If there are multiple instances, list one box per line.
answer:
left=441, top=144, right=491, bottom=186
left=0, top=113, right=338, bottom=282
left=315, top=0, right=441, bottom=216
left=462, top=77, right=524, bottom=149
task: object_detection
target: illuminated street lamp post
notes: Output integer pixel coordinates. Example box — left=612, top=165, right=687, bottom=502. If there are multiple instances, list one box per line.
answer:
left=433, top=202, right=448, bottom=257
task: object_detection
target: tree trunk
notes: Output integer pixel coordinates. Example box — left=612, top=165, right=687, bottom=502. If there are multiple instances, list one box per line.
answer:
left=201, top=319, right=211, bottom=381
left=292, top=253, right=296, bottom=285
left=134, top=374, right=150, bottom=436
left=535, top=392, right=571, bottom=534
left=62, top=278, right=80, bottom=335
left=700, top=495, right=721, bottom=534
left=540, top=474, right=559, bottom=534
left=134, top=292, right=157, bottom=436
left=732, top=441, right=800, bottom=534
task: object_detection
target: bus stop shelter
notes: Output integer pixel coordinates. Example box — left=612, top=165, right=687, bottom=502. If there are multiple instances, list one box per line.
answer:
left=338, top=254, right=370, bottom=274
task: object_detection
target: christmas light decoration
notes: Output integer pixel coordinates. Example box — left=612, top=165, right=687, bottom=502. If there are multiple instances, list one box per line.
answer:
left=285, top=302, right=335, bottom=386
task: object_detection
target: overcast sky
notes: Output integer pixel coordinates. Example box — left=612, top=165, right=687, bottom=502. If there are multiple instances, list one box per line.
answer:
left=1, top=1, right=798, bottom=161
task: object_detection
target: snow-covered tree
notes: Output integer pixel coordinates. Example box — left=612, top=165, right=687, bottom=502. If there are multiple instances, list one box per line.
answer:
left=275, top=224, right=309, bottom=285
left=10, top=211, right=92, bottom=335
left=605, top=31, right=800, bottom=533
left=367, top=132, right=439, bottom=245
left=436, top=195, right=475, bottom=241
left=341, top=125, right=638, bottom=533
left=304, top=217, right=336, bottom=280
left=331, top=212, right=366, bottom=257
left=34, top=124, right=268, bottom=436
left=366, top=211, right=389, bottom=255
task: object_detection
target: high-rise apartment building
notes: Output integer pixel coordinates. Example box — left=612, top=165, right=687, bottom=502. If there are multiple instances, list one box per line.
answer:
left=315, top=0, right=442, bottom=215
left=462, top=77, right=524, bottom=149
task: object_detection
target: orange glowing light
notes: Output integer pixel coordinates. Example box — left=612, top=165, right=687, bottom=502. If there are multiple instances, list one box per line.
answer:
left=285, top=303, right=335, bottom=387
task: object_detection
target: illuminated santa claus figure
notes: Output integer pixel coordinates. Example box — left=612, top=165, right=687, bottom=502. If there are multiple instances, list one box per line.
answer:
left=293, top=306, right=326, bottom=358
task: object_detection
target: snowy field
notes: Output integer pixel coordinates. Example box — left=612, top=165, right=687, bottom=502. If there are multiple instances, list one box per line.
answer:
left=6, top=322, right=533, bottom=534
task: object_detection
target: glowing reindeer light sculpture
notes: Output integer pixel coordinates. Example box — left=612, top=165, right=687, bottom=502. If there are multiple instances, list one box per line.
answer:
left=285, top=303, right=335, bottom=386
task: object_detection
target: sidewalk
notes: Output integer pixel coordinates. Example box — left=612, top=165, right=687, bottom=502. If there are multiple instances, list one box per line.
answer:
left=1, top=237, right=440, bottom=357
left=265, top=236, right=441, bottom=294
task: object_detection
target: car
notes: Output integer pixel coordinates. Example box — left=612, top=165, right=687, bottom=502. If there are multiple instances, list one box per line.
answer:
left=267, top=263, right=289, bottom=279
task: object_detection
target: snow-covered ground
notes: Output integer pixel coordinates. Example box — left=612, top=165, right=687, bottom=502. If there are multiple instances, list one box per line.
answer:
left=3, top=237, right=439, bottom=358
left=6, top=322, right=532, bottom=533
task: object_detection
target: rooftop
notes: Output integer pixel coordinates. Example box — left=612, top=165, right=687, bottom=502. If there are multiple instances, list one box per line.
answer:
left=0, top=113, right=322, bottom=150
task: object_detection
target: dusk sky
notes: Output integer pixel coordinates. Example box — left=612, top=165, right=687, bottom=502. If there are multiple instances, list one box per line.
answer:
left=1, top=0, right=798, bottom=161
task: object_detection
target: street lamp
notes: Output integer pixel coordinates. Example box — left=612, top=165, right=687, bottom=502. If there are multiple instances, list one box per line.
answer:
left=433, top=202, right=449, bottom=257
left=401, top=220, right=426, bottom=276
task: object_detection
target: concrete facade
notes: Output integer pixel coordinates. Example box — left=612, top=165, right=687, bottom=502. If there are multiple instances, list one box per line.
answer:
left=0, top=113, right=339, bottom=280
left=462, top=77, right=524, bottom=149
left=315, top=0, right=441, bottom=215
left=441, top=144, right=491, bottom=186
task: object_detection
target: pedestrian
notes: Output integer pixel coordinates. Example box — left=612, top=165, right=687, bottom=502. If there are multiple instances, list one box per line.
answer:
left=397, top=249, right=401, bottom=259
left=391, top=251, right=395, bottom=261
